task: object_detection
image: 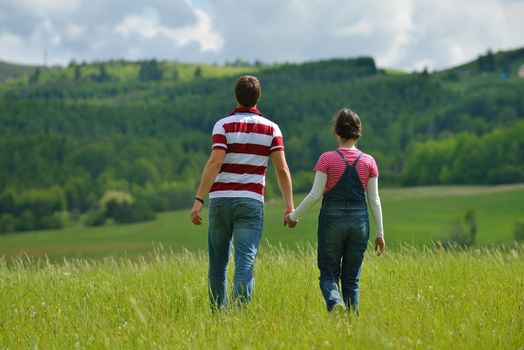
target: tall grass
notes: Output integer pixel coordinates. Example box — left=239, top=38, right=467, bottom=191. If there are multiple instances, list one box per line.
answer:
left=0, top=244, right=523, bottom=349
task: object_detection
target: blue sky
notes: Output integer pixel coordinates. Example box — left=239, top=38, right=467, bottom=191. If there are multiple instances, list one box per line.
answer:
left=0, top=0, right=523, bottom=70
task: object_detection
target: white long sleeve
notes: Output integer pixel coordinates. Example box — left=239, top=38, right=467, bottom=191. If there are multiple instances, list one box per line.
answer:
left=290, top=173, right=384, bottom=238
left=289, top=171, right=327, bottom=221
left=366, top=176, right=384, bottom=237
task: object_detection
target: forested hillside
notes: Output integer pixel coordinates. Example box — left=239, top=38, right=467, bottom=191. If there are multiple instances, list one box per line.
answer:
left=0, top=61, right=38, bottom=82
left=0, top=49, right=523, bottom=233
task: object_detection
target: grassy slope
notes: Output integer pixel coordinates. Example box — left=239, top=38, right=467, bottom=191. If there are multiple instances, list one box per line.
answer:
left=0, top=246, right=522, bottom=348
left=434, top=48, right=524, bottom=77
left=0, top=61, right=37, bottom=82
left=2, top=47, right=522, bottom=85
left=0, top=60, right=260, bottom=86
left=0, top=184, right=523, bottom=260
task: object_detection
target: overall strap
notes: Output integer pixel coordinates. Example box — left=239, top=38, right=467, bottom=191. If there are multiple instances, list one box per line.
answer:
left=352, top=152, right=364, bottom=167
left=334, top=149, right=351, bottom=167
left=334, top=149, right=363, bottom=168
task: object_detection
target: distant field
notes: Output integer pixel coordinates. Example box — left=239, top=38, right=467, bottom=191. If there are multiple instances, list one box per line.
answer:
left=0, top=184, right=523, bottom=260
left=0, top=60, right=261, bottom=88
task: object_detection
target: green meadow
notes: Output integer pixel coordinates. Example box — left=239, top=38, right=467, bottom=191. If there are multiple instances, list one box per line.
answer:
left=0, top=184, right=523, bottom=260
left=0, top=245, right=522, bottom=349
left=0, top=185, right=523, bottom=349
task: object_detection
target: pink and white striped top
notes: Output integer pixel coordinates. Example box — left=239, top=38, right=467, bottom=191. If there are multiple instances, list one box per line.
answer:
left=210, top=107, right=284, bottom=202
left=314, top=148, right=378, bottom=192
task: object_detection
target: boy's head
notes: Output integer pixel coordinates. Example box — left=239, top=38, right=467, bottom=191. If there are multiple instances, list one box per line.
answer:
left=235, top=75, right=261, bottom=108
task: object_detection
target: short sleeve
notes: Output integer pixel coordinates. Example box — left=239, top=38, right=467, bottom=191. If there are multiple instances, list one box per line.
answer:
left=269, top=123, right=284, bottom=153
left=211, top=121, right=227, bottom=151
left=369, top=156, right=379, bottom=177
left=314, top=152, right=330, bottom=173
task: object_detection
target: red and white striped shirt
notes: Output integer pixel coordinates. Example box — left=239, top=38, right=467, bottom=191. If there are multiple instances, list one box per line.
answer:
left=314, top=148, right=378, bottom=192
left=209, top=107, right=284, bottom=202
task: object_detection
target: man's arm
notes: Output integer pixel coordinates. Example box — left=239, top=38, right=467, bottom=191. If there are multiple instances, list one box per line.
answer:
left=270, top=151, right=294, bottom=216
left=190, top=149, right=226, bottom=225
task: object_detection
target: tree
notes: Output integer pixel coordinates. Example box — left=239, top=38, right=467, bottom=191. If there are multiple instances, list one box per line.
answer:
left=84, top=208, right=106, bottom=227
left=139, top=60, right=163, bottom=81
left=478, top=50, right=495, bottom=73
left=16, top=210, right=35, bottom=231
left=74, top=65, right=82, bottom=81
left=28, top=68, right=41, bottom=84
left=194, top=66, right=202, bottom=78
left=94, top=64, right=110, bottom=82
left=0, top=214, right=16, bottom=233
left=515, top=222, right=524, bottom=241
left=464, top=209, right=477, bottom=245
left=172, top=67, right=179, bottom=81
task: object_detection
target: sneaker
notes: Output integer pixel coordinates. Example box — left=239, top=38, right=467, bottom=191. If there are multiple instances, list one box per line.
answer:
left=331, top=303, right=346, bottom=314
left=349, top=304, right=360, bottom=317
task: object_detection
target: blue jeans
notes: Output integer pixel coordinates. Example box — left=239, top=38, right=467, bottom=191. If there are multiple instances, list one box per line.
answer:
left=208, top=197, right=264, bottom=309
left=318, top=206, right=369, bottom=312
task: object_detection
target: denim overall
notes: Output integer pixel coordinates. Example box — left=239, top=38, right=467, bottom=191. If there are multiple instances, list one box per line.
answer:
left=317, top=149, right=369, bottom=312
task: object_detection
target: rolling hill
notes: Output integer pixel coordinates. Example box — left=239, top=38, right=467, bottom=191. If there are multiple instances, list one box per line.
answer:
left=0, top=61, right=39, bottom=82
left=0, top=48, right=523, bottom=233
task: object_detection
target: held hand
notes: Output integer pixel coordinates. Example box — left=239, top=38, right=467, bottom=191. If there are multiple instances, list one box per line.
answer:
left=283, top=208, right=293, bottom=226
left=375, top=236, right=385, bottom=256
left=190, top=200, right=203, bottom=225
left=284, top=213, right=298, bottom=228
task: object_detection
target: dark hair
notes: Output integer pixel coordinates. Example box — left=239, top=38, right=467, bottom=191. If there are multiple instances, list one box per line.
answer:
left=334, top=108, right=362, bottom=140
left=235, top=75, right=261, bottom=107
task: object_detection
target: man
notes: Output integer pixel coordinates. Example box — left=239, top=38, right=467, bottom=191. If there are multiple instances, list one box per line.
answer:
left=190, top=75, right=294, bottom=310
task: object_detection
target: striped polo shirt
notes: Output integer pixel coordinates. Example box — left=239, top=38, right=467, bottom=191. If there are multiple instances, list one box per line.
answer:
left=209, top=107, right=284, bottom=202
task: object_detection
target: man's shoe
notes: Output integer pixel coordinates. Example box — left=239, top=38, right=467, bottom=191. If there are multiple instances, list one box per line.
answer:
left=331, top=303, right=346, bottom=314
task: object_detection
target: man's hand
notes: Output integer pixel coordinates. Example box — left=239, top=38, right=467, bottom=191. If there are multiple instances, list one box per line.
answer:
left=375, top=236, right=385, bottom=256
left=190, top=149, right=225, bottom=226
left=284, top=213, right=298, bottom=228
left=271, top=151, right=294, bottom=216
left=283, top=208, right=293, bottom=226
left=190, top=200, right=203, bottom=225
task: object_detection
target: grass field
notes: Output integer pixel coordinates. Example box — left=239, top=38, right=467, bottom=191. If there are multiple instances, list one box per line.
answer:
left=0, top=60, right=260, bottom=88
left=0, top=184, right=523, bottom=261
left=0, top=245, right=522, bottom=349
left=1, top=185, right=523, bottom=349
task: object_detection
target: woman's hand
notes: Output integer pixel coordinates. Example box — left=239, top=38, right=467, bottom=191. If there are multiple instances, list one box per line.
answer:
left=284, top=213, right=298, bottom=228
left=374, top=236, right=385, bottom=256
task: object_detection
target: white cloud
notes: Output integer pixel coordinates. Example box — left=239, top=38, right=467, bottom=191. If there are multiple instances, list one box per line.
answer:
left=210, top=0, right=524, bottom=70
left=65, top=23, right=85, bottom=40
left=115, top=9, right=222, bottom=51
left=0, top=0, right=222, bottom=65
left=336, top=21, right=373, bottom=37
left=0, top=0, right=523, bottom=69
left=11, top=0, right=82, bottom=16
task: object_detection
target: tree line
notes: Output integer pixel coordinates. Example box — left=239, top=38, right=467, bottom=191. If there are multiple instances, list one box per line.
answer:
left=0, top=52, right=523, bottom=233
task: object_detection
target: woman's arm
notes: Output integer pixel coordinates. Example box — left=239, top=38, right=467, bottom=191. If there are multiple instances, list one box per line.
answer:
left=288, top=171, right=327, bottom=222
left=366, top=176, right=385, bottom=255
left=366, top=176, right=383, bottom=237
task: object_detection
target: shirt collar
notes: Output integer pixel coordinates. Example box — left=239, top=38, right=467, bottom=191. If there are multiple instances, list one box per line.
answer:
left=230, top=107, right=263, bottom=116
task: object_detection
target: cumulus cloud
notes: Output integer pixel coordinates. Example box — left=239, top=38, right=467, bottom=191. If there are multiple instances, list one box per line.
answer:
left=115, top=9, right=222, bottom=52
left=0, top=0, right=522, bottom=69
left=210, top=0, right=524, bottom=70
left=0, top=0, right=222, bottom=64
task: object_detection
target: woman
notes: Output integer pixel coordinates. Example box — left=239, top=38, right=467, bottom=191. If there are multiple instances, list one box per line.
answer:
left=285, top=107, right=385, bottom=314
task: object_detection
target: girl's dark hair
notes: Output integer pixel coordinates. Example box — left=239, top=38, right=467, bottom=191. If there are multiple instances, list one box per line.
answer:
left=334, top=108, right=362, bottom=140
